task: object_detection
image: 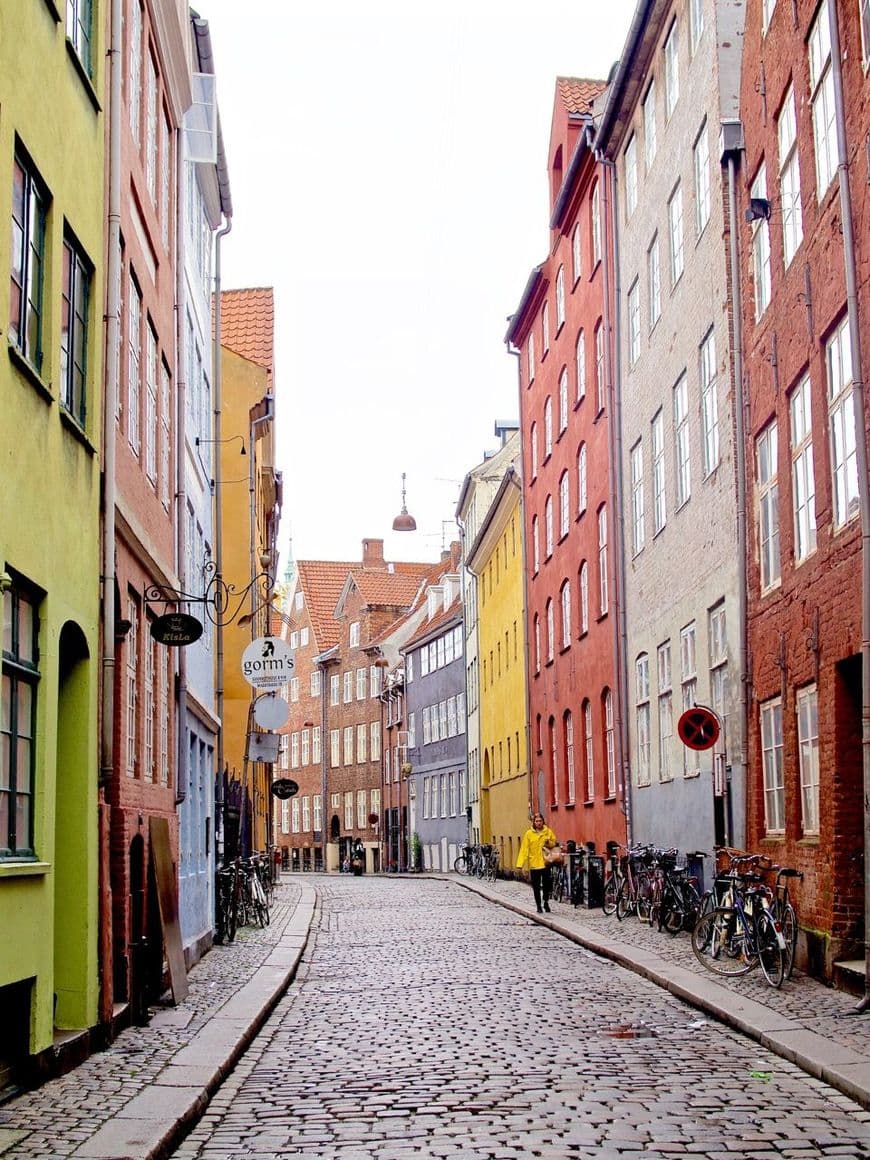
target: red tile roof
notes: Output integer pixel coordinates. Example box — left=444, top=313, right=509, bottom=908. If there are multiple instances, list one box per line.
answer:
left=349, top=569, right=427, bottom=608
left=220, top=288, right=275, bottom=385
left=402, top=593, right=462, bottom=651
left=556, top=77, right=606, bottom=115
left=297, top=560, right=356, bottom=650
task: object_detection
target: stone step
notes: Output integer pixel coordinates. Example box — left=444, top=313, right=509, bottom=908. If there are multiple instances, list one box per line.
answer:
left=833, top=957, right=866, bottom=998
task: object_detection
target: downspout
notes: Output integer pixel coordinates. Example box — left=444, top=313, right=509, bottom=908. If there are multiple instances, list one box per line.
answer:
left=723, top=124, right=748, bottom=852
left=825, top=0, right=870, bottom=1009
left=174, top=132, right=188, bottom=806
left=213, top=216, right=232, bottom=864
left=248, top=399, right=274, bottom=855
left=98, top=0, right=123, bottom=1027
left=599, top=149, right=632, bottom=847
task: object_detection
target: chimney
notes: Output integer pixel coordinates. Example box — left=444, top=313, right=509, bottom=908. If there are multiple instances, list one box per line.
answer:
left=362, top=538, right=385, bottom=569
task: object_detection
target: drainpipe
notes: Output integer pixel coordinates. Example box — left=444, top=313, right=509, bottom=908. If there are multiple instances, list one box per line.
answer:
left=98, top=0, right=123, bottom=1028
left=825, top=0, right=870, bottom=1009
left=174, top=131, right=188, bottom=807
left=213, top=216, right=232, bottom=865
left=722, top=123, right=748, bottom=853
left=599, top=150, right=632, bottom=848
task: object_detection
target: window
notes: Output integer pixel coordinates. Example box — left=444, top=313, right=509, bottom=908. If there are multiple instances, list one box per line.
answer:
left=565, top=711, right=576, bottom=804
left=310, top=669, right=321, bottom=698
left=694, top=123, right=710, bottom=236
left=544, top=396, right=553, bottom=458
left=657, top=641, right=673, bottom=782
left=330, top=673, right=340, bottom=705
left=700, top=330, right=719, bottom=476
left=544, top=495, right=554, bottom=557
left=10, top=153, right=48, bottom=372
left=357, top=724, right=367, bottom=763
left=559, top=471, right=570, bottom=538
left=647, top=235, right=661, bottom=329
left=128, top=0, right=142, bottom=142
left=577, top=443, right=587, bottom=515
left=757, top=420, right=781, bottom=590
left=370, top=721, right=381, bottom=761
left=668, top=184, right=684, bottom=285
left=680, top=622, right=698, bottom=775
left=572, top=222, right=582, bottom=283
left=67, top=0, right=94, bottom=75
left=762, top=0, right=776, bottom=33
left=60, top=236, right=91, bottom=425
left=291, top=797, right=300, bottom=833
left=546, top=599, right=554, bottom=664
left=809, top=2, right=837, bottom=196
left=542, top=302, right=550, bottom=355
left=370, top=664, right=382, bottom=697
left=349, top=621, right=360, bottom=647
left=652, top=410, right=666, bottom=534
left=673, top=373, right=691, bottom=507
left=344, top=792, right=354, bottom=831
left=127, top=274, right=141, bottom=453
left=790, top=375, right=816, bottom=562
left=689, top=0, right=704, bottom=52
left=797, top=686, right=820, bottom=835
left=643, top=81, right=657, bottom=170
left=664, top=21, right=680, bottom=118
left=555, top=265, right=565, bottom=329
left=604, top=689, right=616, bottom=797
left=301, top=728, right=310, bottom=766
left=145, top=323, right=158, bottom=483
left=559, top=368, right=569, bottom=433
left=330, top=728, right=340, bottom=768
left=591, top=181, right=601, bottom=266
left=595, top=323, right=605, bottom=412
left=598, top=506, right=609, bottom=616
left=625, top=134, right=638, bottom=217
left=827, top=316, right=859, bottom=527
left=631, top=441, right=645, bottom=556
left=750, top=163, right=771, bottom=319
left=761, top=699, right=785, bottom=833
left=778, top=86, right=802, bottom=267
left=584, top=700, right=594, bottom=800
left=1, top=578, right=39, bottom=856
left=290, top=732, right=300, bottom=769
left=533, top=615, right=541, bottom=674
left=576, top=330, right=586, bottom=402
left=343, top=726, right=353, bottom=765
left=530, top=421, right=538, bottom=478
left=579, top=562, right=589, bottom=635
left=862, top=0, right=870, bottom=64
left=636, top=654, right=651, bottom=787
left=356, top=667, right=366, bottom=700
left=343, top=670, right=352, bottom=703
left=126, top=597, right=138, bottom=775
left=627, top=279, right=640, bottom=366
left=708, top=602, right=728, bottom=742
left=532, top=515, right=540, bottom=573
left=560, top=581, right=571, bottom=648
left=527, top=330, right=536, bottom=383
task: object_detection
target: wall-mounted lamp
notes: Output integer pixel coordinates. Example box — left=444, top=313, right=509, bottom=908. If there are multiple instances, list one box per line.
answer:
left=0, top=570, right=12, bottom=594
left=392, top=472, right=417, bottom=532
left=745, top=197, right=772, bottom=223
left=196, top=434, right=246, bottom=455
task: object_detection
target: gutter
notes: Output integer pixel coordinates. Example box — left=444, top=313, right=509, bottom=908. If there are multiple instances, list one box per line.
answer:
left=213, top=215, right=232, bottom=864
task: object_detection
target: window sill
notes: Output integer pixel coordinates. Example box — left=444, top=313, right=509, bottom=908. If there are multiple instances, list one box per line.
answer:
left=576, top=509, right=587, bottom=522
left=60, top=406, right=97, bottom=453
left=66, top=40, right=102, bottom=113
left=573, top=395, right=586, bottom=411
left=42, top=0, right=61, bottom=20
left=0, top=860, right=50, bottom=878
left=583, top=799, right=595, bottom=808
left=8, top=341, right=52, bottom=402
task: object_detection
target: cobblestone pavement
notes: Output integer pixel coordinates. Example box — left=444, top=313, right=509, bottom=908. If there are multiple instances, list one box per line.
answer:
left=462, top=874, right=870, bottom=1055
left=173, top=876, right=870, bottom=1160
left=0, top=882, right=303, bottom=1160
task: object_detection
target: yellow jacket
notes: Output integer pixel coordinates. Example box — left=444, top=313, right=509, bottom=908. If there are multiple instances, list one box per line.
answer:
left=516, top=826, right=557, bottom=871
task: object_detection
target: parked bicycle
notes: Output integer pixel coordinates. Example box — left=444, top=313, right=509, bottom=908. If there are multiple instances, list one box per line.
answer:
left=691, top=866, right=786, bottom=987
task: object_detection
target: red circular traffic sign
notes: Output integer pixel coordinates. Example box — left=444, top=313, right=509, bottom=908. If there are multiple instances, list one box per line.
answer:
left=677, top=706, right=721, bottom=751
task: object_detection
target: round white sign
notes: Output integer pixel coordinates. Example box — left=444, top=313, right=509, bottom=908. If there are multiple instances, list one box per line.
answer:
left=254, top=692, right=291, bottom=729
left=241, top=636, right=295, bottom=689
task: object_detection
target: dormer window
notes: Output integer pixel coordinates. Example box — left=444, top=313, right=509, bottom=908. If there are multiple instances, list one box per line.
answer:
left=349, top=621, right=360, bottom=647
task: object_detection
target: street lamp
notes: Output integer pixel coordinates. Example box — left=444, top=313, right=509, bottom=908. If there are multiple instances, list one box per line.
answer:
left=392, top=472, right=417, bottom=532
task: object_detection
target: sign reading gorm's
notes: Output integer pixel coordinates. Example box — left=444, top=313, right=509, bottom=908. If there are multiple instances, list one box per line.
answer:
left=240, top=636, right=295, bottom=689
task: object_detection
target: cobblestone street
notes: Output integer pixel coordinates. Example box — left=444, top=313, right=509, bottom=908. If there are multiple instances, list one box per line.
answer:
left=173, top=876, right=870, bottom=1160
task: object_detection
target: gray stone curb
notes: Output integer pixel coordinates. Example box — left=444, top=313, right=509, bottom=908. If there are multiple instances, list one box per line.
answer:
left=67, top=884, right=317, bottom=1160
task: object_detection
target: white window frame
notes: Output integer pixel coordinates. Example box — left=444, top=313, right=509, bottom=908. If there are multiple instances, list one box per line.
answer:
left=572, top=222, right=582, bottom=284
left=591, top=181, right=601, bottom=266
left=700, top=330, right=719, bottom=477
left=349, top=621, right=360, bottom=647
left=636, top=654, right=651, bottom=787
left=579, top=562, right=589, bottom=635
left=544, top=495, right=554, bottom=558
left=576, top=330, right=586, bottom=402
left=689, top=0, right=704, bottom=53
left=757, top=420, right=781, bottom=591
left=643, top=81, right=657, bottom=170
left=625, top=134, right=638, bottom=217
left=664, top=21, right=680, bottom=119
left=595, top=323, right=605, bottom=412
left=750, top=163, right=771, bottom=319
left=674, top=372, right=691, bottom=507
left=652, top=410, right=666, bottom=534
left=598, top=506, right=609, bottom=616
left=561, top=581, right=571, bottom=649
left=631, top=441, right=645, bottom=556
left=559, top=471, right=570, bottom=539
left=797, top=685, right=820, bottom=835
left=668, top=183, right=684, bottom=285
left=790, top=375, right=817, bottom=562
left=555, top=265, right=565, bottom=329
left=559, top=367, right=569, bottom=433
left=694, top=123, right=710, bottom=237
left=627, top=278, right=641, bottom=366
left=827, top=316, right=859, bottom=527
left=577, top=443, right=588, bottom=515
left=778, top=86, right=803, bottom=267
left=809, top=2, right=837, bottom=197
left=761, top=698, right=785, bottom=834
left=647, top=234, right=661, bottom=329
left=544, top=396, right=553, bottom=458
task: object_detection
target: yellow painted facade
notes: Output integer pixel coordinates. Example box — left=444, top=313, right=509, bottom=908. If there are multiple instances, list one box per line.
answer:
left=470, top=470, right=530, bottom=873
left=0, top=2, right=105, bottom=1064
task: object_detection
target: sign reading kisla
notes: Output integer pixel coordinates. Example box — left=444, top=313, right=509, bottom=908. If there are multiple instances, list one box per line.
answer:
left=240, top=636, right=295, bottom=689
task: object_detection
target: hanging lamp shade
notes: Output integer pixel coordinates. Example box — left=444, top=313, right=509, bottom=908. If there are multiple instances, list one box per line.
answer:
left=392, top=472, right=417, bottom=531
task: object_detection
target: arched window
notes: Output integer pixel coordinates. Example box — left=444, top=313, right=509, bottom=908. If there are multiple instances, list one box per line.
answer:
left=579, top=561, right=589, bottom=634
left=530, top=421, right=538, bottom=478
left=576, top=330, right=586, bottom=401
left=532, top=515, right=540, bottom=573
left=549, top=716, right=558, bottom=805
left=555, top=265, right=565, bottom=328
left=534, top=614, right=541, bottom=673
left=560, top=580, right=571, bottom=648
left=598, top=505, right=609, bottom=615
left=572, top=222, right=582, bottom=283
left=564, top=709, right=576, bottom=804
left=545, top=495, right=554, bottom=557
left=559, top=367, right=569, bottom=432
left=577, top=443, right=587, bottom=514
left=559, top=471, right=570, bottom=538
left=544, top=396, right=553, bottom=457
left=545, top=598, right=554, bottom=663
left=603, top=687, right=616, bottom=796
left=583, top=699, right=594, bottom=800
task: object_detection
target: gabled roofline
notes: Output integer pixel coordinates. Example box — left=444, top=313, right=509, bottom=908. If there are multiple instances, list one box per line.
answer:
left=550, top=120, right=597, bottom=231
left=465, top=466, right=521, bottom=571
left=594, top=0, right=658, bottom=157
left=504, top=265, right=547, bottom=346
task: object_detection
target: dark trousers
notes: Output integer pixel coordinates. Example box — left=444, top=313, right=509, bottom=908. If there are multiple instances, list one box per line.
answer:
left=530, top=867, right=551, bottom=910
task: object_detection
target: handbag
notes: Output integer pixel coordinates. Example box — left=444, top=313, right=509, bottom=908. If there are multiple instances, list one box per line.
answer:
left=543, top=844, right=564, bottom=866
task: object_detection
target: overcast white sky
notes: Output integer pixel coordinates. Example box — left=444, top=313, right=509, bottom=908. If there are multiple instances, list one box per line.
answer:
left=198, top=0, right=635, bottom=569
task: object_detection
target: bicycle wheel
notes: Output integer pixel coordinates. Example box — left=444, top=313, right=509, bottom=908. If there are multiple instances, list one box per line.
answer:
left=486, top=856, right=499, bottom=883
left=615, top=878, right=636, bottom=921
left=659, top=884, right=683, bottom=935
left=602, top=873, right=620, bottom=916
left=453, top=855, right=468, bottom=875
left=636, top=872, right=654, bottom=924
left=779, top=902, right=798, bottom=979
left=680, top=880, right=702, bottom=931
left=756, top=909, right=785, bottom=987
left=551, top=867, right=565, bottom=903
left=692, top=907, right=755, bottom=976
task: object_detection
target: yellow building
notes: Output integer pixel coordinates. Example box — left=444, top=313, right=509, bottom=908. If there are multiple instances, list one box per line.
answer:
left=465, top=453, right=530, bottom=872
left=218, top=289, right=281, bottom=860
left=0, top=2, right=104, bottom=1082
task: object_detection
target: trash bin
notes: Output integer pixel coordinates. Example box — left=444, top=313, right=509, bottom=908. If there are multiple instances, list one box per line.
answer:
left=585, top=854, right=605, bottom=908
left=686, top=851, right=707, bottom=894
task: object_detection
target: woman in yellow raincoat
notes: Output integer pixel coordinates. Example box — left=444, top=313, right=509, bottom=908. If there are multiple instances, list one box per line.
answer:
left=516, top=813, right=558, bottom=913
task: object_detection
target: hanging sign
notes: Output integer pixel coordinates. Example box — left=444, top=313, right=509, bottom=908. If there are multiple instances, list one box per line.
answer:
left=271, top=778, right=299, bottom=800
left=150, top=612, right=203, bottom=646
left=254, top=692, right=290, bottom=729
left=241, top=636, right=295, bottom=689
left=677, top=706, right=721, bottom=751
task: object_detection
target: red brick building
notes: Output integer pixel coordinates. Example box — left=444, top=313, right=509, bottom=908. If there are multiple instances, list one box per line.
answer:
left=506, top=78, right=627, bottom=856
left=739, top=0, right=870, bottom=977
